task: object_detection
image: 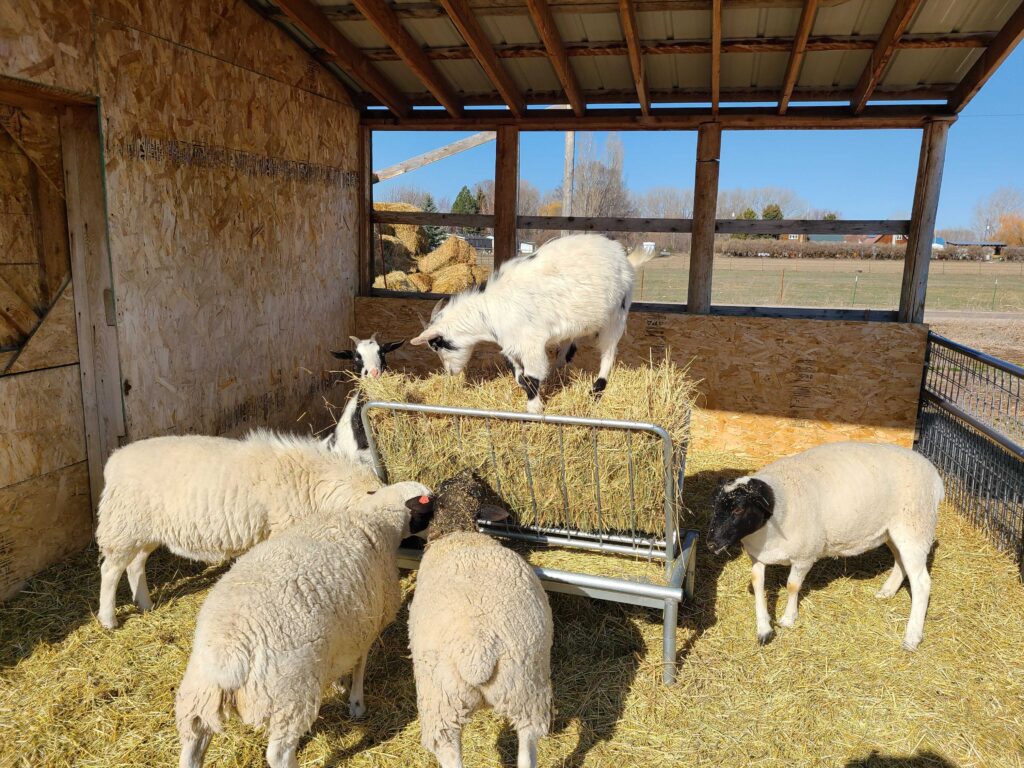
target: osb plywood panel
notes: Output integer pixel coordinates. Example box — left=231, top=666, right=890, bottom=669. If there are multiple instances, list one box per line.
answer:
left=97, top=20, right=359, bottom=439
left=0, top=264, right=43, bottom=311
left=0, top=211, right=35, bottom=264
left=0, top=461, right=92, bottom=601
left=96, top=0, right=352, bottom=104
left=0, top=104, right=64, bottom=196
left=0, top=363, right=86, bottom=487
left=354, top=297, right=928, bottom=462
left=8, top=281, right=77, bottom=373
left=0, top=148, right=32, bottom=213
left=0, top=0, right=96, bottom=94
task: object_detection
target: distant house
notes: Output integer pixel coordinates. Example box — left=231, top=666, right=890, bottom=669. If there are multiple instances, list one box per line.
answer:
left=786, top=233, right=846, bottom=243
left=946, top=240, right=1007, bottom=256
left=842, top=234, right=907, bottom=245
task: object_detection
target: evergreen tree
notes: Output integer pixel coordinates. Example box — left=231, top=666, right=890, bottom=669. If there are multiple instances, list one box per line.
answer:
left=737, top=206, right=758, bottom=240
left=762, top=203, right=784, bottom=240
left=452, top=185, right=480, bottom=234
left=422, top=194, right=446, bottom=251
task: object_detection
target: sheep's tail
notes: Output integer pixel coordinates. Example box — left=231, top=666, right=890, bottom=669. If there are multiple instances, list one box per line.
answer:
left=627, top=246, right=657, bottom=271
left=175, top=661, right=230, bottom=739
left=198, top=634, right=250, bottom=693
left=456, top=630, right=501, bottom=687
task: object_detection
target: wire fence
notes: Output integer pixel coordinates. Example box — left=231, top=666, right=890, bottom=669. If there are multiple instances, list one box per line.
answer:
left=916, top=333, right=1024, bottom=574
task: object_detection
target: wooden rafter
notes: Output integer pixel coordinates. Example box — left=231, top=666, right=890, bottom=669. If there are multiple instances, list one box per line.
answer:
left=778, top=0, right=819, bottom=114
left=526, top=0, right=586, bottom=116
left=947, top=0, right=1024, bottom=112
left=373, top=132, right=496, bottom=182
left=711, top=0, right=722, bottom=114
left=274, top=0, right=409, bottom=116
left=618, top=0, right=650, bottom=114
left=351, top=0, right=462, bottom=116
left=850, top=0, right=924, bottom=114
left=438, top=0, right=525, bottom=116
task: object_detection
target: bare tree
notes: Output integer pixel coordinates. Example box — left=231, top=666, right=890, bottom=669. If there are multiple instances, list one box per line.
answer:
left=636, top=186, right=693, bottom=252
left=973, top=186, right=1024, bottom=241
left=380, top=184, right=430, bottom=208
left=936, top=227, right=977, bottom=244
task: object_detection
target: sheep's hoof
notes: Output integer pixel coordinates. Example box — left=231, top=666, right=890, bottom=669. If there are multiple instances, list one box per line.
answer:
left=777, top=615, right=796, bottom=628
left=902, top=637, right=922, bottom=652
left=97, top=613, right=118, bottom=630
left=875, top=587, right=898, bottom=599
left=349, top=699, right=366, bottom=719
left=757, top=630, right=775, bottom=646
left=135, top=599, right=153, bottom=612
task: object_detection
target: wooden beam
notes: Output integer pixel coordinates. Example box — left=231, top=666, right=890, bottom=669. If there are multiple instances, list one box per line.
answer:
left=899, top=120, right=948, bottom=323
left=526, top=0, right=586, bottom=116
left=562, top=130, right=575, bottom=226
left=374, top=132, right=496, bottom=183
left=275, top=0, right=409, bottom=117
left=493, top=126, right=520, bottom=268
left=0, top=275, right=37, bottom=339
left=947, top=0, right=1024, bottom=112
left=619, top=0, right=650, bottom=114
left=711, top=0, right=722, bottom=114
left=363, top=104, right=955, bottom=130
left=359, top=126, right=374, bottom=296
left=350, top=0, right=462, bottom=116
left=438, top=0, right=525, bottom=116
left=60, top=106, right=126, bottom=509
left=850, top=0, right=924, bottom=114
left=688, top=123, right=721, bottom=314
left=0, top=75, right=94, bottom=113
left=717, top=218, right=908, bottom=235
left=779, top=0, right=819, bottom=114
left=373, top=210, right=496, bottom=229
left=360, top=33, right=992, bottom=61
left=30, top=164, right=71, bottom=305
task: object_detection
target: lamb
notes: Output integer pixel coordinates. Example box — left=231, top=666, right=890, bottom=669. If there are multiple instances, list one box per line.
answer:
left=325, top=334, right=404, bottom=465
left=175, top=480, right=434, bottom=768
left=706, top=441, right=944, bottom=650
left=95, top=430, right=382, bottom=629
left=408, top=469, right=553, bottom=768
left=409, top=233, right=656, bottom=414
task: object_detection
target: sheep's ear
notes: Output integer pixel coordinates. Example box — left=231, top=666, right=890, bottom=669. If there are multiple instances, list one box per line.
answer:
left=381, top=340, right=404, bottom=354
left=410, top=329, right=440, bottom=346
left=430, top=297, right=448, bottom=320
left=477, top=504, right=509, bottom=523
left=331, top=349, right=354, bottom=360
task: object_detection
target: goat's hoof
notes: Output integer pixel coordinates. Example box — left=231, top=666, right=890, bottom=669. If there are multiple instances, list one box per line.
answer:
left=902, top=637, right=922, bottom=652
left=591, top=377, right=607, bottom=397
left=349, top=699, right=366, bottom=719
left=135, top=599, right=153, bottom=613
left=526, top=401, right=544, bottom=415
left=757, top=630, right=775, bottom=646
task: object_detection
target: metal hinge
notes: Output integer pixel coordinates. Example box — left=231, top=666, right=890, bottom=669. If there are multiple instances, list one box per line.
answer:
left=103, top=288, right=116, bottom=326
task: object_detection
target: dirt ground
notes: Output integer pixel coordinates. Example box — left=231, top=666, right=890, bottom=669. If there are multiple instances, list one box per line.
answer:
left=925, top=311, right=1024, bottom=365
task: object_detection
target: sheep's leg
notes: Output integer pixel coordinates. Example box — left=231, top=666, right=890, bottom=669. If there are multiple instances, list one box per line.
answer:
left=265, top=737, right=300, bottom=768
left=98, top=549, right=134, bottom=629
left=126, top=546, right=156, bottom=612
left=178, top=725, right=212, bottom=768
left=876, top=540, right=906, bottom=599
left=518, top=349, right=550, bottom=415
left=348, top=654, right=367, bottom=719
left=593, top=311, right=628, bottom=395
left=431, top=730, right=463, bottom=768
left=896, top=544, right=931, bottom=651
left=554, top=340, right=577, bottom=369
left=516, top=726, right=541, bottom=768
left=750, top=558, right=773, bottom=645
left=778, top=561, right=812, bottom=628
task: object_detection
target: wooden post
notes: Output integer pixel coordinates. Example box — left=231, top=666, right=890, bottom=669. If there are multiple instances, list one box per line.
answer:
left=562, top=130, right=575, bottom=235
left=60, top=106, right=126, bottom=510
left=899, top=120, right=949, bottom=323
left=493, top=125, right=519, bottom=268
left=688, top=122, right=721, bottom=314
left=358, top=126, right=374, bottom=295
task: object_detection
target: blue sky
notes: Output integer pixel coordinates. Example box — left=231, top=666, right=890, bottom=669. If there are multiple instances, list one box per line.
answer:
left=373, top=46, right=1024, bottom=231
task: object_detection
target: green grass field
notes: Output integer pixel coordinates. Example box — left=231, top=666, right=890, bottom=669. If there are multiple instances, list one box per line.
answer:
left=634, top=256, right=1024, bottom=312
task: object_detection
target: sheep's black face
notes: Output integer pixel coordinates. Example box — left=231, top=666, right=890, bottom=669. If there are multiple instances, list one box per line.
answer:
left=707, top=478, right=775, bottom=555
left=405, top=494, right=435, bottom=536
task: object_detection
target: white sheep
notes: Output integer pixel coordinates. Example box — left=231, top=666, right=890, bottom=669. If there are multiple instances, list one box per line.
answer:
left=175, top=480, right=434, bottom=768
left=706, top=441, right=944, bottom=650
left=324, top=334, right=404, bottom=465
left=409, top=233, right=656, bottom=413
left=408, top=470, right=553, bottom=768
left=95, top=430, right=380, bottom=629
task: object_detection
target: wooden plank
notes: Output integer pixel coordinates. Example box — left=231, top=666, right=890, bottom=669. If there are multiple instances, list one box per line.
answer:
left=60, top=106, right=125, bottom=510
left=359, top=126, right=374, bottom=296
left=899, top=121, right=948, bottom=323
left=0, top=75, right=95, bottom=115
left=373, top=210, right=496, bottom=228
left=275, top=0, right=410, bottom=117
left=519, top=215, right=691, bottom=232
left=618, top=0, right=650, bottom=115
left=779, top=0, right=820, bottom=114
left=850, top=0, right=924, bottom=114
left=493, top=126, right=520, bottom=268
left=947, top=0, right=1024, bottom=112
left=374, top=131, right=495, bottom=182
left=688, top=123, right=721, bottom=314
left=0, top=462, right=92, bottom=601
left=711, top=0, right=722, bottom=114
left=438, top=0, right=525, bottom=117
left=562, top=130, right=575, bottom=220
left=360, top=33, right=992, bottom=61
left=0, top=274, right=38, bottom=338
left=716, top=218, right=909, bottom=235
left=525, top=0, right=586, bottom=116
left=350, top=0, right=463, bottom=116
left=363, top=104, right=955, bottom=130
left=30, top=163, right=70, bottom=305
left=6, top=281, right=77, bottom=374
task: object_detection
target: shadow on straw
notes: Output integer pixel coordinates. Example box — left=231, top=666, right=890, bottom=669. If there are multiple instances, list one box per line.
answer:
left=845, top=750, right=960, bottom=767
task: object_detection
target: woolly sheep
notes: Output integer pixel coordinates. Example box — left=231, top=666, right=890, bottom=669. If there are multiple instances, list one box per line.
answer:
left=409, top=233, right=656, bottom=414
left=408, top=470, right=553, bottom=768
left=175, top=479, right=434, bottom=768
left=706, top=441, right=944, bottom=650
left=325, top=334, right=404, bottom=464
left=95, top=430, right=380, bottom=629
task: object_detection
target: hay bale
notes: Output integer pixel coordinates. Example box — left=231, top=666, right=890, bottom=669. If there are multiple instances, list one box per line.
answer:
left=429, top=262, right=480, bottom=293
left=359, top=360, right=695, bottom=534
left=372, top=270, right=422, bottom=292
left=471, top=264, right=490, bottom=284
left=377, top=234, right=415, bottom=273
left=406, top=272, right=433, bottom=292
left=416, top=236, right=477, bottom=274
left=374, top=202, right=427, bottom=255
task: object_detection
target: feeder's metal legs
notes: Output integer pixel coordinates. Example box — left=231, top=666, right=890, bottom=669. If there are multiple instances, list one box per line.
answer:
left=662, top=598, right=679, bottom=684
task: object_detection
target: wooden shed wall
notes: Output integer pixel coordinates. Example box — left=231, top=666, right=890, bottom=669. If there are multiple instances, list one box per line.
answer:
left=354, top=297, right=928, bottom=462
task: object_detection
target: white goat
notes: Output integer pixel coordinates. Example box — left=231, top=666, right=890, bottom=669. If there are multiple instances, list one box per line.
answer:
left=706, top=441, right=944, bottom=650
left=409, top=233, right=655, bottom=413
left=325, top=334, right=403, bottom=465
left=175, top=480, right=434, bottom=768
left=95, top=430, right=380, bottom=628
